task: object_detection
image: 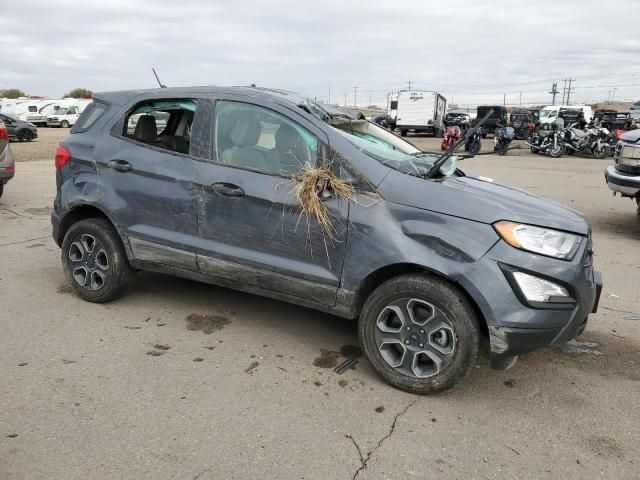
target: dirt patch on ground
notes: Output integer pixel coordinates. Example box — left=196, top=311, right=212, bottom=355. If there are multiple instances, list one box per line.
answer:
left=585, top=435, right=625, bottom=459
left=56, top=284, right=73, bottom=294
left=24, top=207, right=52, bottom=216
left=552, top=331, right=640, bottom=382
left=313, top=349, right=340, bottom=369
left=185, top=313, right=230, bottom=334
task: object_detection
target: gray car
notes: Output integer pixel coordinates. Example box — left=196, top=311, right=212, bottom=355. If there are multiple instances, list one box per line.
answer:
left=51, top=87, right=602, bottom=394
left=0, top=120, right=16, bottom=198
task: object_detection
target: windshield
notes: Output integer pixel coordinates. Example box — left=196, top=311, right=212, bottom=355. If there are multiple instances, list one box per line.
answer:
left=334, top=128, right=455, bottom=177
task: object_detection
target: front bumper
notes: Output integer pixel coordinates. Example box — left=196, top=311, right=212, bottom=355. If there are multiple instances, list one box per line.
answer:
left=458, top=238, right=602, bottom=359
left=605, top=164, right=640, bottom=197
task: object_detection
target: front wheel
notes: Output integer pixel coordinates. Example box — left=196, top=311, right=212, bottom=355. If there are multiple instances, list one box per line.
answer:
left=61, top=218, right=133, bottom=303
left=592, top=145, right=609, bottom=159
left=359, top=274, right=481, bottom=394
left=549, top=144, right=564, bottom=158
left=17, top=129, right=34, bottom=142
left=60, top=120, right=70, bottom=128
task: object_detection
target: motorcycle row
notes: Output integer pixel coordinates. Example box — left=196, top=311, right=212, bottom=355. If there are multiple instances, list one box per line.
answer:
left=440, top=124, right=513, bottom=156
left=526, top=118, right=615, bottom=159
left=439, top=117, right=618, bottom=159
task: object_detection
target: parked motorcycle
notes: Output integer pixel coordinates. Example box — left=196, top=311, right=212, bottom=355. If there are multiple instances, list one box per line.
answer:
left=493, top=126, right=515, bottom=155
left=563, top=124, right=610, bottom=159
left=441, top=125, right=462, bottom=150
left=464, top=126, right=482, bottom=154
left=526, top=119, right=565, bottom=158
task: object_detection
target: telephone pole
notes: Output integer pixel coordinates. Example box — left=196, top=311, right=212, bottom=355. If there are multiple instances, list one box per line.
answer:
left=549, top=82, right=558, bottom=105
left=328, top=81, right=331, bottom=105
left=561, top=79, right=568, bottom=105
left=407, top=81, right=412, bottom=92
left=566, top=78, right=574, bottom=105
left=519, top=91, right=522, bottom=107
left=344, top=89, right=347, bottom=107
left=353, top=86, right=358, bottom=106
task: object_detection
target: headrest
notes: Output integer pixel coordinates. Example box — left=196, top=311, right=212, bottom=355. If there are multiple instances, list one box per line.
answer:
left=230, top=118, right=261, bottom=147
left=134, top=115, right=157, bottom=142
left=275, top=124, right=298, bottom=151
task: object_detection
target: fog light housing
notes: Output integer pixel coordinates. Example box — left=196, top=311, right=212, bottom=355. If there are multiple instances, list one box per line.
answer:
left=512, top=272, right=570, bottom=303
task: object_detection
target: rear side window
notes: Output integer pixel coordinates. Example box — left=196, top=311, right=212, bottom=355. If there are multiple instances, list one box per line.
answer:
left=71, top=102, right=108, bottom=133
left=119, top=99, right=197, bottom=155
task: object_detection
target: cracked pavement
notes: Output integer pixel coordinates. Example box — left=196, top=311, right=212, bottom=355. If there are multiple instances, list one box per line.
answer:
left=1, top=130, right=639, bottom=479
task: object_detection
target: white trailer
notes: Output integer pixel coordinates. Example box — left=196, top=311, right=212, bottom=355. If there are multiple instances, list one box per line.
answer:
left=395, top=90, right=447, bottom=137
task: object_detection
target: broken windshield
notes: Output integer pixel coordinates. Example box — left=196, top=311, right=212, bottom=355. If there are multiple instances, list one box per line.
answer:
left=334, top=128, right=456, bottom=177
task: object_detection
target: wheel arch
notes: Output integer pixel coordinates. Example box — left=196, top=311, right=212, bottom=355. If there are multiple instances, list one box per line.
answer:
left=56, top=204, right=132, bottom=258
left=353, top=263, right=489, bottom=338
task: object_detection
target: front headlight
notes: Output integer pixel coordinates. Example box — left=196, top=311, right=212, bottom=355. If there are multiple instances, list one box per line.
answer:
left=494, top=221, right=582, bottom=260
left=619, top=145, right=640, bottom=166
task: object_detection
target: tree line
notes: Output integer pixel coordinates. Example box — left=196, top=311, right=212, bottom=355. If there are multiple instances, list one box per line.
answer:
left=0, top=88, right=92, bottom=99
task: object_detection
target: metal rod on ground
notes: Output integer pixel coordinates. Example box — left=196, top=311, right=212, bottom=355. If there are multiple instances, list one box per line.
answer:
left=426, top=109, right=494, bottom=178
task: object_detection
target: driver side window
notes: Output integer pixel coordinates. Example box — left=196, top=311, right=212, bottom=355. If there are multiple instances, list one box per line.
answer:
left=214, top=101, right=318, bottom=176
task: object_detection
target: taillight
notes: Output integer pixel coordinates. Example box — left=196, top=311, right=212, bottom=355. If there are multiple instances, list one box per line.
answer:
left=55, top=145, right=71, bottom=169
left=0, top=122, right=7, bottom=140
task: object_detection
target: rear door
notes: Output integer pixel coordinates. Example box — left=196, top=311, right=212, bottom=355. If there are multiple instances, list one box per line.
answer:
left=191, top=97, right=349, bottom=306
left=94, top=98, right=202, bottom=271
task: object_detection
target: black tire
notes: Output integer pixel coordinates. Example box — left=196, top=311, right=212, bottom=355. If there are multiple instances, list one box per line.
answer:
left=61, top=218, right=133, bottom=303
left=549, top=144, right=564, bottom=158
left=359, top=274, right=481, bottom=395
left=400, top=130, right=408, bottom=137
left=470, top=140, right=481, bottom=155
left=592, top=145, right=609, bottom=159
left=531, top=147, right=539, bottom=154
left=60, top=120, right=70, bottom=128
left=17, top=129, right=34, bottom=142
left=0, top=183, right=3, bottom=199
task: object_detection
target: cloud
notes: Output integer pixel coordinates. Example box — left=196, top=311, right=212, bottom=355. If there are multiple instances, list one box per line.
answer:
left=2, top=0, right=639, bottom=105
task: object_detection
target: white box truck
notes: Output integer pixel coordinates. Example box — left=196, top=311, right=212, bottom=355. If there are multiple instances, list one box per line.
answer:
left=395, top=90, right=447, bottom=137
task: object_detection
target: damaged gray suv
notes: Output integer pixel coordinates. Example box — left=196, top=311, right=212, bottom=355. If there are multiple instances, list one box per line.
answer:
left=52, top=87, right=602, bottom=394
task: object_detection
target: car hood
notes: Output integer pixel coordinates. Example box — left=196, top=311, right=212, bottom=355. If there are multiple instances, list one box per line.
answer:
left=379, top=170, right=590, bottom=235
left=620, top=129, right=640, bottom=143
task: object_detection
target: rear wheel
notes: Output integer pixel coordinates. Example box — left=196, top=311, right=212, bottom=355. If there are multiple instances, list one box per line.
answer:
left=400, top=130, right=408, bottom=137
left=61, top=218, right=133, bottom=303
left=17, top=129, right=34, bottom=142
left=359, top=274, right=481, bottom=394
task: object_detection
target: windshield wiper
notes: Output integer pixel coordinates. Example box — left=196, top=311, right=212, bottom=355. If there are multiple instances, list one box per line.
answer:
left=425, top=109, right=494, bottom=178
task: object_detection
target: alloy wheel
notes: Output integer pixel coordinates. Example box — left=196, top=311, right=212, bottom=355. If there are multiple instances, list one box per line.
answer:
left=67, top=233, right=110, bottom=291
left=374, top=298, right=456, bottom=378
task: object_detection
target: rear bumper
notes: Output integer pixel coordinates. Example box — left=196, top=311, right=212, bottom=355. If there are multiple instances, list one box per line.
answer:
left=397, top=124, right=436, bottom=133
left=605, top=165, right=640, bottom=197
left=0, top=167, right=15, bottom=184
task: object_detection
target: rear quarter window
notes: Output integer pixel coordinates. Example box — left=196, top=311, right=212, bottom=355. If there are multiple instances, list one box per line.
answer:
left=71, top=101, right=108, bottom=133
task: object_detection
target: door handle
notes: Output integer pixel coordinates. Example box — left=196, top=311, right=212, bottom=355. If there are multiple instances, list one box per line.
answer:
left=210, top=182, right=245, bottom=197
left=107, top=160, right=132, bottom=172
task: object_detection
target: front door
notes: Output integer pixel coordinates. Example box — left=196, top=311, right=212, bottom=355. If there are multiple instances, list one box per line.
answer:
left=191, top=98, right=349, bottom=306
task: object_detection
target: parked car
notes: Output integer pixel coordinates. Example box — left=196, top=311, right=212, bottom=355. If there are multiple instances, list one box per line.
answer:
left=475, top=106, right=508, bottom=138
left=0, top=120, right=16, bottom=198
left=605, top=129, right=640, bottom=223
left=52, top=87, right=602, bottom=394
left=443, top=112, right=470, bottom=128
left=47, top=100, right=92, bottom=128
left=0, top=113, right=38, bottom=142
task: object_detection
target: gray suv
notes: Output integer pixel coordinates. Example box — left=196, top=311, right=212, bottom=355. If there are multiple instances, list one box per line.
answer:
left=0, top=120, right=15, bottom=198
left=52, top=87, right=602, bottom=394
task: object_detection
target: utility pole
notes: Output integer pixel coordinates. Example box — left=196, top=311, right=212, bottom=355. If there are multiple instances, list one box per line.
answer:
left=611, top=87, right=617, bottom=103
left=353, top=86, right=358, bottom=107
left=407, top=81, right=412, bottom=92
left=328, top=81, right=331, bottom=105
left=566, top=78, right=573, bottom=105
left=519, top=91, right=522, bottom=107
left=503, top=93, right=506, bottom=107
left=369, top=94, right=372, bottom=106
left=549, top=82, right=558, bottom=105
left=344, top=89, right=347, bottom=107
left=561, top=79, right=568, bottom=105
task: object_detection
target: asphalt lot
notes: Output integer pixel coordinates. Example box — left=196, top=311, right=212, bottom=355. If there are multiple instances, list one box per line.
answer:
left=1, top=128, right=639, bottom=479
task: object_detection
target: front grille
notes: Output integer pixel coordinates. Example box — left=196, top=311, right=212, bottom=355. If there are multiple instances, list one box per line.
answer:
left=614, top=141, right=623, bottom=163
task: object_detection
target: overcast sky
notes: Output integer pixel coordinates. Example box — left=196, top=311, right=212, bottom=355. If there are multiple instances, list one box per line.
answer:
left=2, top=0, right=639, bottom=107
